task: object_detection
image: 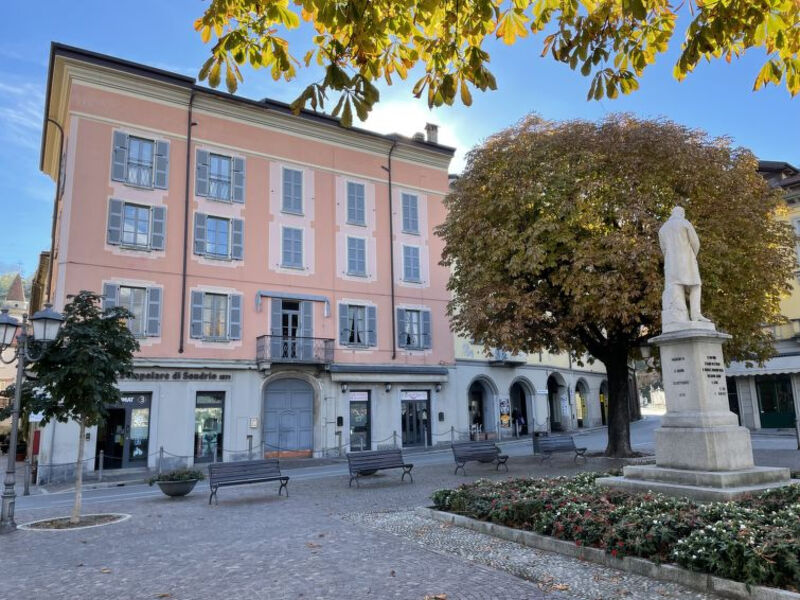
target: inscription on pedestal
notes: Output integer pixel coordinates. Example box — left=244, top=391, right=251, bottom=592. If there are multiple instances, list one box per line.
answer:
left=702, top=354, right=727, bottom=396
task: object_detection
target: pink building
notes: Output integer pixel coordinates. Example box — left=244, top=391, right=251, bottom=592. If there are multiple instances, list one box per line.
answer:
left=37, top=44, right=454, bottom=477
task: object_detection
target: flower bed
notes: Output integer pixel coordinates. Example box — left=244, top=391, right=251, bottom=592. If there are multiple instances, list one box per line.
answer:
left=431, top=472, right=800, bottom=592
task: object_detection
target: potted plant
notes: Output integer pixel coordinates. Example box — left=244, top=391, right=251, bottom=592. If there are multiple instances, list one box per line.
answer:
left=148, top=468, right=205, bottom=497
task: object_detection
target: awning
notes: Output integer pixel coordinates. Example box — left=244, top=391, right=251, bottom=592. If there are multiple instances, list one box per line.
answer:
left=727, top=354, right=800, bottom=377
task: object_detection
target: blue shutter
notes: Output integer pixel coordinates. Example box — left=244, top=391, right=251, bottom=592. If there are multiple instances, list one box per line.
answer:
left=339, top=304, right=349, bottom=345
left=421, top=310, right=432, bottom=349
left=347, top=238, right=356, bottom=274
left=111, top=131, right=128, bottom=182
left=195, top=149, right=209, bottom=196
left=231, top=218, right=244, bottom=260
left=367, top=306, right=377, bottom=347
left=150, top=206, right=166, bottom=250
left=270, top=298, right=282, bottom=357
left=107, top=199, right=124, bottom=245
left=190, top=291, right=204, bottom=338
left=232, top=157, right=245, bottom=203
left=300, top=300, right=313, bottom=359
left=193, top=213, right=207, bottom=255
left=102, top=283, right=119, bottom=312
left=228, top=294, right=242, bottom=340
left=396, top=308, right=407, bottom=348
left=154, top=141, right=169, bottom=189
left=146, top=287, right=162, bottom=337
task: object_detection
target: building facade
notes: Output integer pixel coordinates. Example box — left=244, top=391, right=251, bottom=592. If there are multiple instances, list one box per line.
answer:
left=726, top=161, right=800, bottom=433
left=37, top=44, right=457, bottom=479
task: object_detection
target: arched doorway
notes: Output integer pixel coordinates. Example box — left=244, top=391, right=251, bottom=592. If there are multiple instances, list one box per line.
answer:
left=599, top=380, right=609, bottom=426
left=263, top=378, right=313, bottom=457
left=547, top=374, right=568, bottom=431
left=509, top=381, right=530, bottom=436
left=575, top=380, right=589, bottom=428
left=468, top=379, right=496, bottom=438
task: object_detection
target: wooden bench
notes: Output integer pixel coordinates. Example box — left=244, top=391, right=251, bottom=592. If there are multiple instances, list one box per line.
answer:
left=208, top=459, right=289, bottom=504
left=346, top=448, right=413, bottom=488
left=451, top=440, right=509, bottom=475
left=533, top=435, right=587, bottom=462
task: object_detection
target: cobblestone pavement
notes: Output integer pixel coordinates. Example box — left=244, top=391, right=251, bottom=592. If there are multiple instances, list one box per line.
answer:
left=2, top=455, right=724, bottom=600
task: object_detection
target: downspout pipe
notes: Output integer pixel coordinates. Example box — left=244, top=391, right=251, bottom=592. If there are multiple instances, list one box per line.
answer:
left=178, top=89, right=197, bottom=354
left=383, top=140, right=398, bottom=359
left=45, top=118, right=65, bottom=304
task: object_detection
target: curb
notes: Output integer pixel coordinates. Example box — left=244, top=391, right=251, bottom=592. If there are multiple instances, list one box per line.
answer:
left=416, top=507, right=800, bottom=600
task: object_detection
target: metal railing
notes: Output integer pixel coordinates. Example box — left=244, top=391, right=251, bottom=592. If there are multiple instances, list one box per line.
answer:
left=256, top=335, right=334, bottom=364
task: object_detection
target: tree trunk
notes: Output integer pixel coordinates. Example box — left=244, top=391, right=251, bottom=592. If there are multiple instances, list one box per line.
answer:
left=603, top=353, right=634, bottom=457
left=70, top=418, right=86, bottom=524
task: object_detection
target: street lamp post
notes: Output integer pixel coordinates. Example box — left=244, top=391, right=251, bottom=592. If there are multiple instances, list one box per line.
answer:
left=0, top=304, right=63, bottom=534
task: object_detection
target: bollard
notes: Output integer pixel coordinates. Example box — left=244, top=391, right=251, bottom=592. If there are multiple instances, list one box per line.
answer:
left=424, top=425, right=428, bottom=448
left=98, top=451, right=104, bottom=482
left=335, top=430, right=342, bottom=457
left=158, top=446, right=164, bottom=475
left=393, top=430, right=397, bottom=448
left=23, top=458, right=30, bottom=496
left=247, top=435, right=253, bottom=460
left=451, top=425, right=454, bottom=444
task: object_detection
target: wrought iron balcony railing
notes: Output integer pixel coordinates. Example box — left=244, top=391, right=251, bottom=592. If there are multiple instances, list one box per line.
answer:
left=256, top=335, right=335, bottom=365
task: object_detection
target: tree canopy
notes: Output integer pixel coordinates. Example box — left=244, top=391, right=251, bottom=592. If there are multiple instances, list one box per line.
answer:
left=195, top=1, right=800, bottom=125
left=437, top=114, right=795, bottom=454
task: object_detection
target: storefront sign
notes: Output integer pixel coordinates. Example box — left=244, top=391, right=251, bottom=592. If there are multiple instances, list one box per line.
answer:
left=349, top=391, right=369, bottom=402
left=121, top=370, right=232, bottom=382
left=401, top=390, right=429, bottom=401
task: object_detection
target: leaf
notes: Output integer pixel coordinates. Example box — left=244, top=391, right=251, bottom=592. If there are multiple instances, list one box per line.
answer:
left=208, top=61, right=221, bottom=88
left=460, top=79, right=473, bottom=106
left=225, top=63, right=237, bottom=93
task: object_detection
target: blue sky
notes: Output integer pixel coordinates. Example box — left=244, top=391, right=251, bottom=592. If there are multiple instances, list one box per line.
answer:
left=2, top=1, right=799, bottom=275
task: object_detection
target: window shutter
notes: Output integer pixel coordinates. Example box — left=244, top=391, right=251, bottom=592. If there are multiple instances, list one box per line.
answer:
left=339, top=304, right=349, bottom=345
left=150, top=206, right=166, bottom=250
left=107, top=198, right=124, bottom=245
left=111, top=131, right=128, bottom=182
left=146, top=287, right=162, bottom=337
left=300, top=300, right=313, bottom=359
left=190, top=291, right=204, bottom=338
left=232, top=157, right=245, bottom=203
left=231, top=218, right=244, bottom=260
left=102, top=283, right=119, bottom=312
left=396, top=308, right=407, bottom=348
left=270, top=298, right=283, bottom=357
left=228, top=294, right=242, bottom=340
left=195, top=149, right=209, bottom=196
left=421, top=310, right=432, bottom=349
left=367, top=306, right=377, bottom=347
left=154, top=140, right=169, bottom=189
left=193, top=212, right=207, bottom=255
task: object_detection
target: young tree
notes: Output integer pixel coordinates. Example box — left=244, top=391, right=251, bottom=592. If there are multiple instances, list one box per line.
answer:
left=437, top=114, right=795, bottom=456
left=29, top=291, right=138, bottom=523
left=193, top=1, right=800, bottom=125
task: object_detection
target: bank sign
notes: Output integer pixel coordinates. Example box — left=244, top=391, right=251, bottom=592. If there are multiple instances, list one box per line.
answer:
left=122, top=370, right=232, bottom=382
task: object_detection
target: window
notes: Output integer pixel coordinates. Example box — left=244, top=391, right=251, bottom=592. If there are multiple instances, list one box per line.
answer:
left=282, top=227, right=303, bottom=268
left=339, top=303, right=377, bottom=347
left=122, top=204, right=151, bottom=248
left=111, top=131, right=168, bottom=189
left=118, top=286, right=147, bottom=337
left=402, top=193, right=419, bottom=233
left=202, top=293, right=229, bottom=341
left=397, top=308, right=431, bottom=350
left=195, top=392, right=224, bottom=462
left=209, top=154, right=232, bottom=200
left=206, top=216, right=230, bottom=258
left=347, top=237, right=366, bottom=276
left=190, top=291, right=242, bottom=341
left=107, top=199, right=166, bottom=251
left=403, top=245, right=421, bottom=282
left=282, top=167, right=303, bottom=214
left=347, top=182, right=366, bottom=225
left=126, top=137, right=154, bottom=187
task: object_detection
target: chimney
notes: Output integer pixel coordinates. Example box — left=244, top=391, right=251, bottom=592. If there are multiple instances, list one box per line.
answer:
left=424, top=123, right=439, bottom=144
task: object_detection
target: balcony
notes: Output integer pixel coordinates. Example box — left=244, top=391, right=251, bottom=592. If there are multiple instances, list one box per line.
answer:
left=488, top=348, right=527, bottom=367
left=256, top=335, right=335, bottom=366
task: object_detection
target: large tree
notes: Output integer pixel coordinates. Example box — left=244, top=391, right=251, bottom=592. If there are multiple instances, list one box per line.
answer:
left=28, top=291, right=138, bottom=523
left=194, top=1, right=800, bottom=125
left=437, top=114, right=795, bottom=456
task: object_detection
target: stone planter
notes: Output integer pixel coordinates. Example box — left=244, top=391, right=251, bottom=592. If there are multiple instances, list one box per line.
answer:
left=155, top=479, right=198, bottom=497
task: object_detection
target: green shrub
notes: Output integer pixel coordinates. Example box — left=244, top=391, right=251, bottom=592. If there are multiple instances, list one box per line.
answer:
left=148, top=468, right=206, bottom=486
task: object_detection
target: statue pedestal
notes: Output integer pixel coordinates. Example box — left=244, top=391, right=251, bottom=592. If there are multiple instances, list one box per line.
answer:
left=597, top=325, right=794, bottom=502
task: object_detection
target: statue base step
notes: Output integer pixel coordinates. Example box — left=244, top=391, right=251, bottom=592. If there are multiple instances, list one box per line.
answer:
left=596, top=465, right=794, bottom=502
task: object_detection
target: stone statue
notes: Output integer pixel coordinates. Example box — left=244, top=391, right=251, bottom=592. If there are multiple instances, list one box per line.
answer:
left=658, top=206, right=709, bottom=325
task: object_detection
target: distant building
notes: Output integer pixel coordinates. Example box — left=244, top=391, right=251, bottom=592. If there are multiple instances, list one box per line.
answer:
left=725, top=161, right=800, bottom=431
